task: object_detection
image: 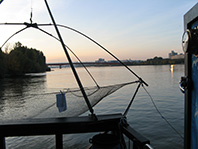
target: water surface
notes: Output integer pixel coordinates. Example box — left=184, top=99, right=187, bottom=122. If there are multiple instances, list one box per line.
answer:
left=0, top=64, right=184, bottom=149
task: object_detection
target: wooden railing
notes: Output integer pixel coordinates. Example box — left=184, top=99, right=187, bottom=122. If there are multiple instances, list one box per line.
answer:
left=0, top=113, right=152, bottom=149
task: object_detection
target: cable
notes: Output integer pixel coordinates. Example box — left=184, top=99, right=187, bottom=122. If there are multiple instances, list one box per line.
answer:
left=0, top=23, right=100, bottom=87
left=0, top=22, right=148, bottom=86
left=142, top=84, right=184, bottom=140
left=56, top=24, right=148, bottom=86
left=30, top=0, right=33, bottom=24
left=36, top=27, right=100, bottom=87
left=35, top=23, right=148, bottom=86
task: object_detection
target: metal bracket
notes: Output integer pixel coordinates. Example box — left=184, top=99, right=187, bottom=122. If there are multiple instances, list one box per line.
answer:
left=179, top=76, right=189, bottom=93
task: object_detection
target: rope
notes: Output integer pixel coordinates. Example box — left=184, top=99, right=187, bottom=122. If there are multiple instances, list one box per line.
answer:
left=30, top=0, right=33, bottom=24
left=2, top=81, right=139, bottom=98
left=0, top=23, right=100, bottom=87
left=142, top=84, right=184, bottom=140
left=30, top=23, right=148, bottom=86
left=55, top=24, right=148, bottom=86
left=0, top=22, right=148, bottom=86
left=36, top=27, right=100, bottom=87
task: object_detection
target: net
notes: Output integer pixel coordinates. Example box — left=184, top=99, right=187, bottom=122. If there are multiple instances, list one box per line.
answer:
left=31, top=81, right=139, bottom=118
left=0, top=22, right=146, bottom=119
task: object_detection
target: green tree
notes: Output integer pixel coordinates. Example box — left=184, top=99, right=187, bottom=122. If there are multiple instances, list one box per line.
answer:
left=7, top=42, right=47, bottom=75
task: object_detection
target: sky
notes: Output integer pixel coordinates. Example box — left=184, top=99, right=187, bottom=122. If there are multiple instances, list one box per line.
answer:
left=0, top=0, right=197, bottom=63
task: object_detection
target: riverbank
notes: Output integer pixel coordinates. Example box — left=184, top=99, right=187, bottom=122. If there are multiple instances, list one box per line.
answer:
left=47, top=57, right=184, bottom=68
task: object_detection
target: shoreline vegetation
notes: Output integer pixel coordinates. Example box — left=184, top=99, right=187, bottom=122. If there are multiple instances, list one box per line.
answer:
left=0, top=42, right=49, bottom=78
left=0, top=42, right=184, bottom=78
left=106, top=56, right=184, bottom=66
left=47, top=57, right=184, bottom=68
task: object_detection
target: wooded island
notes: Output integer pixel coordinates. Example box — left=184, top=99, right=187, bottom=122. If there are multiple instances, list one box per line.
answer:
left=0, top=42, right=47, bottom=78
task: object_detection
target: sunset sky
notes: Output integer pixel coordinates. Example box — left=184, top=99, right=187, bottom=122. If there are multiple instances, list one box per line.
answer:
left=0, top=0, right=197, bottom=63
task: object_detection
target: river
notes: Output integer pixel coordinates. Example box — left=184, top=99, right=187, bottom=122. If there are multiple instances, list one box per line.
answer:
left=0, top=64, right=184, bottom=149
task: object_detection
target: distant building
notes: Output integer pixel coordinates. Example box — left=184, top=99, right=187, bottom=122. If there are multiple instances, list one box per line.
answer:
left=95, top=58, right=105, bottom=63
left=169, top=50, right=184, bottom=59
left=168, top=50, right=177, bottom=58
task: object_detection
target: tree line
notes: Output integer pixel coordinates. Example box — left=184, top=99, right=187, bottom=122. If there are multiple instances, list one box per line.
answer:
left=141, top=56, right=184, bottom=65
left=124, top=56, right=184, bottom=66
left=0, top=42, right=48, bottom=78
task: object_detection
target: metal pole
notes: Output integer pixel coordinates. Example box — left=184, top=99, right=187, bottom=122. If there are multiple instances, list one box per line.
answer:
left=124, top=82, right=141, bottom=116
left=184, top=52, right=192, bottom=149
left=44, top=0, right=94, bottom=115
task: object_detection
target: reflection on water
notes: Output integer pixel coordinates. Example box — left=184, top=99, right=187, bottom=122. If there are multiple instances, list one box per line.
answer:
left=169, top=64, right=184, bottom=79
left=0, top=65, right=184, bottom=149
left=170, top=64, right=175, bottom=78
left=0, top=74, right=47, bottom=120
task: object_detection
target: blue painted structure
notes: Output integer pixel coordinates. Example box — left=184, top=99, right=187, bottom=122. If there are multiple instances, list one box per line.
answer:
left=184, top=3, right=198, bottom=149
left=191, top=55, right=198, bottom=149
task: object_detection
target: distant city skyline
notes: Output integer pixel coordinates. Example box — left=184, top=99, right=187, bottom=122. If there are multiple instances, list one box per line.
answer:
left=94, top=49, right=184, bottom=62
left=0, top=0, right=197, bottom=63
left=64, top=49, right=184, bottom=63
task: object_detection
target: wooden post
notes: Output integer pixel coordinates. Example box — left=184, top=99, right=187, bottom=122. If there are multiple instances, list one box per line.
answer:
left=56, top=134, right=63, bottom=149
left=0, top=136, right=5, bottom=149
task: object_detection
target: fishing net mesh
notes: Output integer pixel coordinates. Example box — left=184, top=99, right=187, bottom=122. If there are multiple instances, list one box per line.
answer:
left=0, top=81, right=138, bottom=120
left=29, top=81, right=138, bottom=119
left=0, top=23, right=143, bottom=120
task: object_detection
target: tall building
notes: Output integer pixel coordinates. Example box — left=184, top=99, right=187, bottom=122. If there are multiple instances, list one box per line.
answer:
left=168, top=50, right=177, bottom=58
left=168, top=50, right=184, bottom=59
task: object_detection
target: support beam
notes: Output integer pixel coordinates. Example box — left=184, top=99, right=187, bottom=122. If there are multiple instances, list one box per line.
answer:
left=0, top=136, right=5, bottom=149
left=44, top=0, right=95, bottom=116
left=56, top=134, right=63, bottom=149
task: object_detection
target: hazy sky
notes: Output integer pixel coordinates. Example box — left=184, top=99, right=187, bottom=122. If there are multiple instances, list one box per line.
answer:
left=0, top=0, right=197, bottom=63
